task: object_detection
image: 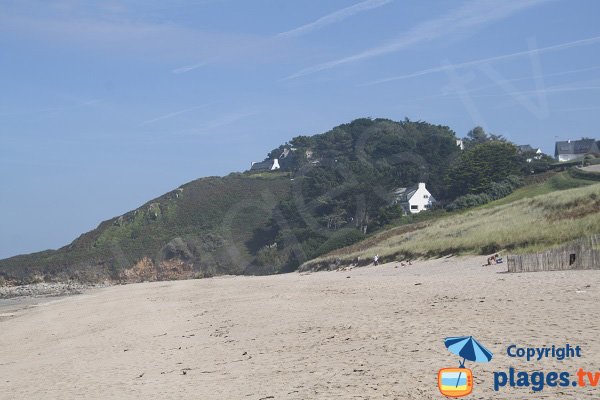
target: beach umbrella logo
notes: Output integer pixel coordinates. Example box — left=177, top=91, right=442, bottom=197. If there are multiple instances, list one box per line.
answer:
left=438, top=336, right=493, bottom=397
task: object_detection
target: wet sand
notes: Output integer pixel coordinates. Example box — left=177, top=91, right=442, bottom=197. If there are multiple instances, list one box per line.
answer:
left=0, top=257, right=598, bottom=399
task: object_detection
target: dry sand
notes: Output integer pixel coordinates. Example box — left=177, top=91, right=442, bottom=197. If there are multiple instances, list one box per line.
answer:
left=1, top=257, right=599, bottom=399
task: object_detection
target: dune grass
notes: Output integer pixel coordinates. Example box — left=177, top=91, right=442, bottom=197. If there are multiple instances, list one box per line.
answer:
left=488, top=171, right=594, bottom=206
left=302, top=180, right=600, bottom=269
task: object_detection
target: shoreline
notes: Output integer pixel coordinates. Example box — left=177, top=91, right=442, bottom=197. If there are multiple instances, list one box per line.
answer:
left=0, top=282, right=109, bottom=321
left=0, top=281, right=108, bottom=300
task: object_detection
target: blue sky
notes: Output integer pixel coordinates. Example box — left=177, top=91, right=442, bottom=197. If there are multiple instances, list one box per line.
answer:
left=1, top=0, right=600, bottom=259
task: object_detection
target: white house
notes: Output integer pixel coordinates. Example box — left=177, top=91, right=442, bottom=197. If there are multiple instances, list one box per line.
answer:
left=250, top=158, right=280, bottom=172
left=554, top=139, right=599, bottom=162
left=392, top=182, right=436, bottom=214
left=517, top=144, right=543, bottom=163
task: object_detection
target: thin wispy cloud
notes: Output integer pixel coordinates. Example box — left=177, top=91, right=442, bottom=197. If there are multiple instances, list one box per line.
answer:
left=0, top=10, right=263, bottom=68
left=172, top=0, right=392, bottom=74
left=141, top=105, right=207, bottom=125
left=277, top=0, right=392, bottom=39
left=434, top=80, right=600, bottom=103
left=172, top=61, right=209, bottom=74
left=476, top=84, right=600, bottom=99
left=169, top=109, right=262, bottom=137
left=448, top=65, right=600, bottom=95
left=202, top=110, right=261, bottom=130
left=171, top=1, right=394, bottom=75
left=285, top=0, right=548, bottom=80
left=490, top=82, right=600, bottom=111
left=366, top=36, right=600, bottom=85
left=552, top=104, right=600, bottom=112
left=402, top=74, right=600, bottom=110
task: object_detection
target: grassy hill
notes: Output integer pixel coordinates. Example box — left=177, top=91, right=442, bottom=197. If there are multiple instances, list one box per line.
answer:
left=301, top=171, right=600, bottom=270
left=2, top=116, right=592, bottom=285
left=0, top=117, right=461, bottom=285
left=0, top=173, right=292, bottom=284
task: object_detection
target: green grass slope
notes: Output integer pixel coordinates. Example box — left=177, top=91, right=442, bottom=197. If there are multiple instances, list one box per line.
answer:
left=302, top=172, right=600, bottom=269
left=488, top=170, right=596, bottom=206
left=0, top=173, right=292, bottom=284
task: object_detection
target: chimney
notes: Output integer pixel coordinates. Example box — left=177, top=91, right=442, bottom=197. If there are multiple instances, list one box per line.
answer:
left=418, top=182, right=426, bottom=189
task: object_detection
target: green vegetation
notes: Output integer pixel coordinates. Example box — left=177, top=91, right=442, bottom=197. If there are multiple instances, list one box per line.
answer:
left=3, top=117, right=464, bottom=283
left=248, top=123, right=552, bottom=272
left=1, top=116, right=594, bottom=284
left=568, top=166, right=600, bottom=182
left=490, top=171, right=595, bottom=206
left=247, top=118, right=461, bottom=271
left=302, top=176, right=600, bottom=270
left=0, top=174, right=292, bottom=283
left=446, top=141, right=521, bottom=197
left=446, top=175, right=523, bottom=211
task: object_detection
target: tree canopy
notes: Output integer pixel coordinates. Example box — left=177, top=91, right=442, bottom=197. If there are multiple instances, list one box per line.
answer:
left=250, top=118, right=462, bottom=271
left=445, top=141, right=521, bottom=197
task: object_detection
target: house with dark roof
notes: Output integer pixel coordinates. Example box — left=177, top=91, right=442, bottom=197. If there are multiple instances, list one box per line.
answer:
left=392, top=182, right=436, bottom=214
left=250, top=159, right=280, bottom=172
left=554, top=139, right=600, bottom=162
left=517, top=144, right=541, bottom=154
left=517, top=144, right=542, bottom=162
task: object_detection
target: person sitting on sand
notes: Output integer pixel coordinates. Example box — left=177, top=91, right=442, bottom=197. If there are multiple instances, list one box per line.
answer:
left=483, top=254, right=504, bottom=266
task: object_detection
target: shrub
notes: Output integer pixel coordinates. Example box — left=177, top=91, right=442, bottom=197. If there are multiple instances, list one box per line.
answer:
left=446, top=176, right=523, bottom=211
left=255, top=246, right=284, bottom=268
left=316, top=228, right=367, bottom=256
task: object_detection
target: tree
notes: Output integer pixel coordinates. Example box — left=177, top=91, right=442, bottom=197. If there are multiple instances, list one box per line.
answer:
left=247, top=118, right=462, bottom=269
left=464, top=126, right=488, bottom=147
left=446, top=141, right=522, bottom=198
left=463, top=126, right=507, bottom=149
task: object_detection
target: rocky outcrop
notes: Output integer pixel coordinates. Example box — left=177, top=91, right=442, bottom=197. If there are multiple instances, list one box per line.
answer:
left=118, top=256, right=199, bottom=283
left=120, top=257, right=158, bottom=282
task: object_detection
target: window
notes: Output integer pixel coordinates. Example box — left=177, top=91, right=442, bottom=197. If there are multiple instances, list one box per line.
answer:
left=424, top=194, right=429, bottom=198
left=411, top=205, right=418, bottom=210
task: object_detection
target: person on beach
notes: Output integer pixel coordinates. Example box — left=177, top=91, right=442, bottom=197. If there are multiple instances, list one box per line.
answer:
left=373, top=255, right=379, bottom=266
left=483, top=254, right=503, bottom=266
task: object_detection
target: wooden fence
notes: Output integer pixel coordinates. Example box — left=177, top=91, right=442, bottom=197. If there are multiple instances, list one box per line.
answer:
left=508, top=235, right=600, bottom=273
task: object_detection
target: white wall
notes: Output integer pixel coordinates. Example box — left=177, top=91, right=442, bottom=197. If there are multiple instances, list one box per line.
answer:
left=558, top=154, right=580, bottom=162
left=407, top=183, right=435, bottom=213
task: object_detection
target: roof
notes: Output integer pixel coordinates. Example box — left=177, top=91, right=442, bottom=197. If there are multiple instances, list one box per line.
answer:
left=517, top=144, right=536, bottom=153
left=555, top=139, right=599, bottom=157
left=250, top=160, right=274, bottom=171
left=393, top=184, right=421, bottom=202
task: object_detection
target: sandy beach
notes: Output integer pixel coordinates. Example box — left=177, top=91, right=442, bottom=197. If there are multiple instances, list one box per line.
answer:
left=1, top=257, right=599, bottom=399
